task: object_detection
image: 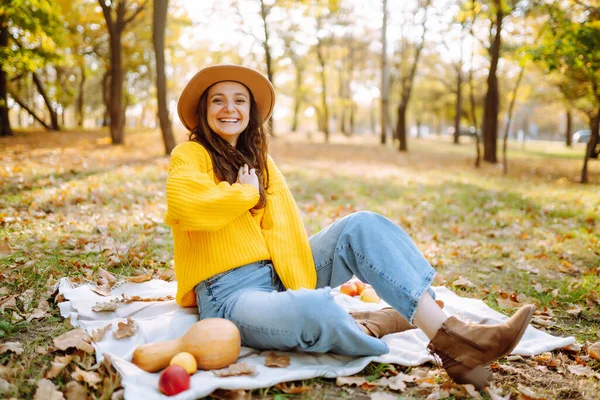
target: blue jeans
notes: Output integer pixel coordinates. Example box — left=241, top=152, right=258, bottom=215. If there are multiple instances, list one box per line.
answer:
left=194, top=211, right=436, bottom=357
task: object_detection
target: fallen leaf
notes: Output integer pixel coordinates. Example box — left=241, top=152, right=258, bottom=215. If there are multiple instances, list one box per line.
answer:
left=336, top=376, right=367, bottom=387
left=71, top=366, right=102, bottom=387
left=65, top=381, right=87, bottom=400
left=566, top=304, right=583, bottom=315
left=0, top=241, right=12, bottom=257
left=90, top=285, right=111, bottom=297
left=567, top=364, right=600, bottom=378
left=18, top=289, right=35, bottom=310
left=485, top=386, right=511, bottom=400
left=517, top=383, right=545, bottom=399
left=92, top=299, right=119, bottom=312
left=98, top=267, right=117, bottom=286
left=264, top=351, right=290, bottom=367
left=0, top=295, right=17, bottom=312
left=34, top=379, right=64, bottom=400
left=127, top=273, right=152, bottom=283
left=53, top=329, right=95, bottom=354
left=588, top=341, right=600, bottom=360
left=453, top=277, right=475, bottom=288
left=27, top=300, right=50, bottom=321
left=0, top=377, right=10, bottom=391
left=531, top=315, right=555, bottom=327
left=274, top=382, right=312, bottom=394
left=110, top=389, right=125, bottom=400
left=157, top=268, right=175, bottom=281
left=91, top=324, right=112, bottom=343
left=212, top=362, right=257, bottom=377
left=113, top=318, right=136, bottom=339
left=45, top=355, right=72, bottom=379
left=385, top=375, right=407, bottom=391
left=120, top=294, right=174, bottom=303
left=464, top=384, right=482, bottom=399
left=561, top=343, right=583, bottom=353
left=0, top=342, right=23, bottom=355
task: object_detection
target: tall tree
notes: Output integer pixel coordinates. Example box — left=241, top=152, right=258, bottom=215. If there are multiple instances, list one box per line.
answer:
left=381, top=0, right=390, bottom=144
left=532, top=0, right=600, bottom=183
left=0, top=0, right=64, bottom=136
left=98, top=0, right=148, bottom=145
left=153, top=0, right=176, bottom=154
left=393, top=0, right=432, bottom=152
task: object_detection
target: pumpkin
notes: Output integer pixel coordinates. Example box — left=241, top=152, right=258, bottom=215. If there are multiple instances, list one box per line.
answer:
left=132, top=318, right=241, bottom=372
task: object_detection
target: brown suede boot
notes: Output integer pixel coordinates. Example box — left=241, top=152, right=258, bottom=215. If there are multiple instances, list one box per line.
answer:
left=427, top=304, right=535, bottom=390
left=349, top=307, right=415, bottom=338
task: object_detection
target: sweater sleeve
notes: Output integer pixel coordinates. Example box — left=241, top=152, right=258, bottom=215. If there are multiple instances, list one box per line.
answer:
left=261, top=156, right=317, bottom=290
left=165, top=142, right=259, bottom=232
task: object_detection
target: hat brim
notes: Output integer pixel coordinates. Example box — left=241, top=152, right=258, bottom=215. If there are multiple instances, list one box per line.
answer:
left=177, top=64, right=275, bottom=132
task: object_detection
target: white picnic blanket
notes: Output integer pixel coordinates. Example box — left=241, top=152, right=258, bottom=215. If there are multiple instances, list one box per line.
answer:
left=57, top=278, right=575, bottom=400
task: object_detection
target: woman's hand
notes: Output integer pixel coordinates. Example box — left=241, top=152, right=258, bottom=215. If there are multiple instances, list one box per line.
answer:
left=237, top=164, right=259, bottom=190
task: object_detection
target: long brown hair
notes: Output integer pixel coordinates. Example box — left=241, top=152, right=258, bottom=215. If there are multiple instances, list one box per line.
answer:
left=188, top=83, right=269, bottom=211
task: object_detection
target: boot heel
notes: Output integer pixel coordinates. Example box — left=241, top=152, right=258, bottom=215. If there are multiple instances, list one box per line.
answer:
left=463, top=365, right=492, bottom=390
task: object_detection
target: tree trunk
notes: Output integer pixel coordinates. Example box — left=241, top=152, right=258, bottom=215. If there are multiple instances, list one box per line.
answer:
left=395, top=102, right=408, bottom=151
left=453, top=65, right=463, bottom=145
left=581, top=112, right=599, bottom=183
left=32, top=72, right=60, bottom=130
left=482, top=0, right=503, bottom=163
left=153, top=0, right=176, bottom=155
left=259, top=0, right=275, bottom=137
left=77, top=59, right=86, bottom=127
left=316, top=39, right=329, bottom=142
left=102, top=70, right=110, bottom=127
left=8, top=89, right=50, bottom=129
left=381, top=0, right=389, bottom=145
left=291, top=65, right=303, bottom=132
left=565, top=109, right=572, bottom=147
left=109, top=31, right=125, bottom=144
left=502, top=65, right=525, bottom=175
left=0, top=22, right=11, bottom=137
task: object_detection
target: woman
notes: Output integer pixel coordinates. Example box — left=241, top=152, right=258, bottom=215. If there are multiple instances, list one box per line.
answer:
left=165, top=64, right=534, bottom=390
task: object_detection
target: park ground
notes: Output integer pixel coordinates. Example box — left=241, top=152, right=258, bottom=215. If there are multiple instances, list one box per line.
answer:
left=0, top=128, right=599, bottom=399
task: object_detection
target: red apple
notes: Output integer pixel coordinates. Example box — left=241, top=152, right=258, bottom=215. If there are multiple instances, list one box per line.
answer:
left=158, top=365, right=190, bottom=396
left=340, top=282, right=358, bottom=297
left=354, top=280, right=367, bottom=295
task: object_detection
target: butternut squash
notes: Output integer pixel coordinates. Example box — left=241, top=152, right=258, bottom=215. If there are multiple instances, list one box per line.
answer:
left=132, top=318, right=241, bottom=373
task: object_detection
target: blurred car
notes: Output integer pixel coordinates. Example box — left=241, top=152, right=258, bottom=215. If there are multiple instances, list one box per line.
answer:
left=447, top=126, right=478, bottom=137
left=573, top=129, right=591, bottom=143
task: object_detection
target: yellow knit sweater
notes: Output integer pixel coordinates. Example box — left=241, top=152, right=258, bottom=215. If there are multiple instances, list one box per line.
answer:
left=165, top=141, right=317, bottom=307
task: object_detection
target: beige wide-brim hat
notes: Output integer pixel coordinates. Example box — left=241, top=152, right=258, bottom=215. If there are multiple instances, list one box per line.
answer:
left=177, top=64, right=275, bottom=131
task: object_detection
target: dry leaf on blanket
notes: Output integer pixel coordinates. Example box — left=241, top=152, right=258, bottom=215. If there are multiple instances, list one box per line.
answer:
left=65, top=381, right=87, bottom=400
left=264, top=352, right=290, bottom=367
left=209, top=389, right=247, bottom=400
left=92, top=299, right=119, bottom=312
left=127, top=273, right=152, bottom=283
left=113, top=318, right=136, bottom=339
left=34, top=379, right=64, bottom=400
left=54, top=329, right=95, bottom=354
left=45, top=355, right=72, bottom=379
left=589, top=341, right=600, bottom=360
left=275, top=382, right=312, bottom=394
left=120, top=294, right=174, bottom=303
left=0, top=342, right=23, bottom=355
left=336, top=376, right=367, bottom=387
left=71, top=366, right=102, bottom=387
left=91, top=324, right=112, bottom=343
left=91, top=285, right=111, bottom=297
left=212, top=362, right=257, bottom=377
left=98, top=267, right=117, bottom=286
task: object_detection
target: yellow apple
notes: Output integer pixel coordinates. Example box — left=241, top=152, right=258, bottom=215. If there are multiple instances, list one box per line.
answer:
left=169, top=352, right=198, bottom=375
left=359, top=288, right=380, bottom=303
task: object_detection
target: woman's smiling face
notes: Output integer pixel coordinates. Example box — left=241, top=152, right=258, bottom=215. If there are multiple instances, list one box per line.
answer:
left=206, top=81, right=251, bottom=147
